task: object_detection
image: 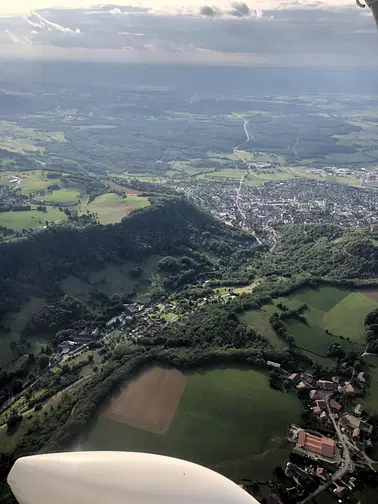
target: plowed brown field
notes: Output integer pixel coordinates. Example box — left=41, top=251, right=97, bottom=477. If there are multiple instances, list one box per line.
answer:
left=103, top=366, right=188, bottom=435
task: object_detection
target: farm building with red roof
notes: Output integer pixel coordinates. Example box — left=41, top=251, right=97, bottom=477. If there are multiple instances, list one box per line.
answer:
left=297, top=431, right=335, bottom=459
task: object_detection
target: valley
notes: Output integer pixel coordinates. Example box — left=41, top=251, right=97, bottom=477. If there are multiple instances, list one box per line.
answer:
left=1, top=63, right=378, bottom=504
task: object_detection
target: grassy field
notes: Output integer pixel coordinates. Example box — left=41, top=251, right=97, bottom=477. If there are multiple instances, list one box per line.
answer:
left=284, top=318, right=362, bottom=355
left=61, top=275, right=93, bottom=303
left=325, top=175, right=360, bottom=186
left=204, top=169, right=246, bottom=180
left=0, top=297, right=46, bottom=367
left=294, top=285, right=350, bottom=311
left=86, top=193, right=150, bottom=224
left=207, top=151, right=239, bottom=161
left=42, top=189, right=81, bottom=205
left=0, top=120, right=66, bottom=153
left=280, top=287, right=374, bottom=353
left=121, top=172, right=168, bottom=184
left=62, top=256, right=162, bottom=303
left=241, top=286, right=373, bottom=359
left=89, top=263, right=143, bottom=296
left=240, top=305, right=286, bottom=349
left=321, top=293, right=377, bottom=342
left=361, top=354, right=378, bottom=413
left=0, top=170, right=52, bottom=194
left=299, top=350, right=336, bottom=369
left=0, top=207, right=67, bottom=230
left=233, top=283, right=258, bottom=295
left=77, top=366, right=302, bottom=481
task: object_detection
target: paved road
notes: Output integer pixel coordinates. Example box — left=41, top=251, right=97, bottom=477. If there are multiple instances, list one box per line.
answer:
left=235, top=173, right=247, bottom=227
left=292, top=137, right=300, bottom=158
left=300, top=395, right=353, bottom=503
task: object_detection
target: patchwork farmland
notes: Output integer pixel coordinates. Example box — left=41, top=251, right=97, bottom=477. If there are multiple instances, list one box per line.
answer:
left=78, top=365, right=302, bottom=480
left=241, top=285, right=378, bottom=359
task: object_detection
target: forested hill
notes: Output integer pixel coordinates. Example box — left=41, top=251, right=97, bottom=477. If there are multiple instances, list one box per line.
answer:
left=259, top=224, right=378, bottom=279
left=0, top=197, right=255, bottom=316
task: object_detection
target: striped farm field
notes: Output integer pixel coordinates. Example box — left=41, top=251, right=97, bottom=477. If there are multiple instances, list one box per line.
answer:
left=77, top=365, right=302, bottom=481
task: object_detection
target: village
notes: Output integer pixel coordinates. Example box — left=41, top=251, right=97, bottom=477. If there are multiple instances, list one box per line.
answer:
left=264, top=362, right=377, bottom=504
left=2, top=264, right=377, bottom=504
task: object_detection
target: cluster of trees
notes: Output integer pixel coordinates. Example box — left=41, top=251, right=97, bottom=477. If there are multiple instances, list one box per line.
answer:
left=0, top=354, right=36, bottom=407
left=158, top=253, right=214, bottom=290
left=23, top=296, right=91, bottom=338
left=269, top=314, right=295, bottom=348
left=327, top=342, right=346, bottom=360
left=0, top=204, right=31, bottom=212
left=259, top=224, right=378, bottom=279
left=277, top=303, right=308, bottom=324
left=0, top=197, right=253, bottom=317
left=162, top=305, right=260, bottom=349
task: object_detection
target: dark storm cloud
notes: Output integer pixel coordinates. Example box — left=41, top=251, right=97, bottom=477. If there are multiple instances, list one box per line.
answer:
left=229, top=2, right=251, bottom=17
left=199, top=6, right=219, bottom=17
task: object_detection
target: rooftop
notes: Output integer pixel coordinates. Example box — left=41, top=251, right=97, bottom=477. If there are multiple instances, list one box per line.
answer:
left=316, top=380, right=334, bottom=390
left=330, top=399, right=342, bottom=411
left=288, top=373, right=298, bottom=381
left=297, top=431, right=335, bottom=459
left=344, top=383, right=354, bottom=394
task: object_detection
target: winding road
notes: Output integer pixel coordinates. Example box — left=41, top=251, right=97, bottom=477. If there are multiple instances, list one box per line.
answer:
left=292, top=137, right=300, bottom=158
left=300, top=394, right=353, bottom=504
left=231, top=121, right=265, bottom=244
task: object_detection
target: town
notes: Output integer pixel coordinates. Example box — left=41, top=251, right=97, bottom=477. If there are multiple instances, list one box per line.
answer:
left=176, top=173, right=378, bottom=247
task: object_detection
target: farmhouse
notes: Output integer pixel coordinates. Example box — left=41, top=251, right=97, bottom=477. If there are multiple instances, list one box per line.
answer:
left=344, top=383, right=354, bottom=394
left=342, top=414, right=360, bottom=430
left=288, top=373, right=299, bottom=382
left=354, top=404, right=363, bottom=416
left=316, top=380, right=334, bottom=391
left=301, top=373, right=315, bottom=386
left=330, top=399, right=342, bottom=411
left=296, top=381, right=307, bottom=389
left=267, top=361, right=281, bottom=369
left=357, top=371, right=366, bottom=383
left=297, top=431, right=335, bottom=459
left=312, top=399, right=327, bottom=414
left=309, top=389, right=323, bottom=400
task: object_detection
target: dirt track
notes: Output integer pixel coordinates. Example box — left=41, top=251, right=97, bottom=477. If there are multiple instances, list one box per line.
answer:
left=103, top=366, right=188, bottom=435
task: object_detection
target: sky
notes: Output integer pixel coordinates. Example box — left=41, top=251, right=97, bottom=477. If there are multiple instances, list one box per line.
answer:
left=0, top=0, right=354, bottom=16
left=0, top=1, right=376, bottom=66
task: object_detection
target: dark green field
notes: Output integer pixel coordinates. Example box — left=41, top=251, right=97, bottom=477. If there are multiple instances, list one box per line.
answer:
left=241, top=286, right=375, bottom=359
left=0, top=297, right=46, bottom=367
left=77, top=366, right=302, bottom=481
left=361, top=354, right=378, bottom=413
left=61, top=255, right=163, bottom=305
left=239, top=305, right=286, bottom=349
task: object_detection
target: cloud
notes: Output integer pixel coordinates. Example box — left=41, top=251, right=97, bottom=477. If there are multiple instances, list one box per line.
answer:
left=229, top=2, right=251, bottom=17
left=199, top=3, right=256, bottom=17
left=0, top=4, right=377, bottom=67
left=200, top=5, right=219, bottom=17
left=95, top=4, right=150, bottom=13
left=5, top=30, right=24, bottom=44
left=24, top=11, right=80, bottom=33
